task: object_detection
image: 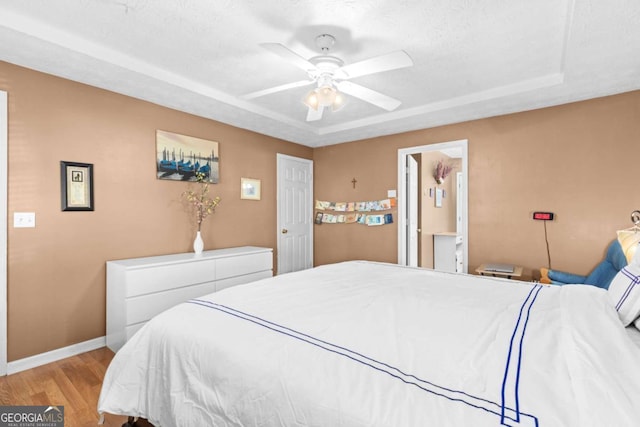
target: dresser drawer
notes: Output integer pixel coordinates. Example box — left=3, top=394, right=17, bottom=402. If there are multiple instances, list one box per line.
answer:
left=216, top=270, right=272, bottom=292
left=216, top=251, right=272, bottom=280
left=126, top=259, right=216, bottom=297
left=126, top=280, right=217, bottom=324
left=125, top=322, right=146, bottom=342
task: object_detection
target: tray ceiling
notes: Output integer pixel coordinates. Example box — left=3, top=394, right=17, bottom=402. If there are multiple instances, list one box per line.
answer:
left=1, top=0, right=639, bottom=147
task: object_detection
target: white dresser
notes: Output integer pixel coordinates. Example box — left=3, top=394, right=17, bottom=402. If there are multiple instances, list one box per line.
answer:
left=433, top=232, right=463, bottom=273
left=106, top=246, right=273, bottom=352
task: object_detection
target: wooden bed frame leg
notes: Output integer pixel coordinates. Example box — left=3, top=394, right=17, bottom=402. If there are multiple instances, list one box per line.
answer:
left=121, top=416, right=154, bottom=427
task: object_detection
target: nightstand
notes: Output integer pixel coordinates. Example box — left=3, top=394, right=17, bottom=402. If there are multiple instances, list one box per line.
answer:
left=475, top=264, right=523, bottom=280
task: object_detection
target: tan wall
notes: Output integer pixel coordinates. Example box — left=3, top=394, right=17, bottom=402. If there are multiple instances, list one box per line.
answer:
left=1, top=61, right=312, bottom=361
left=4, top=59, right=640, bottom=362
left=312, top=141, right=399, bottom=265
left=315, top=90, right=640, bottom=280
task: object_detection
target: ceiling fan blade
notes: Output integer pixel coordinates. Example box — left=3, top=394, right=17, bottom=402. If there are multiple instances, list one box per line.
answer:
left=335, top=50, right=413, bottom=80
left=242, top=80, right=313, bottom=100
left=337, top=81, right=402, bottom=111
left=260, top=43, right=317, bottom=73
left=306, top=105, right=324, bottom=122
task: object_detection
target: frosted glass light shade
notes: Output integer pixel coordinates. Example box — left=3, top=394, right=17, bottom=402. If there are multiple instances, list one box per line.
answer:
left=303, top=85, right=345, bottom=111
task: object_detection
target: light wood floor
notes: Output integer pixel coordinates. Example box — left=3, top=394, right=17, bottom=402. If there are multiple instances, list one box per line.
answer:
left=0, top=347, right=130, bottom=427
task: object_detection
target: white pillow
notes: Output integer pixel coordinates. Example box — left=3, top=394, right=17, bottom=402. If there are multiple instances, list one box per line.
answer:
left=617, top=230, right=640, bottom=263
left=608, top=248, right=640, bottom=326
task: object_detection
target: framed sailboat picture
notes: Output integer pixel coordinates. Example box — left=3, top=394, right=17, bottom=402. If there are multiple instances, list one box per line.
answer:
left=156, top=130, right=219, bottom=183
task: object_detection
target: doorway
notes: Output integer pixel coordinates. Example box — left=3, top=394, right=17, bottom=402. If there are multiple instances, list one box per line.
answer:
left=276, top=154, right=313, bottom=275
left=397, top=139, right=468, bottom=272
left=1, top=90, right=7, bottom=375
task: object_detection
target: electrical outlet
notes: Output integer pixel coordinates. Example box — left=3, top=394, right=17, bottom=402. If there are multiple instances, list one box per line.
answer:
left=14, top=212, right=36, bottom=228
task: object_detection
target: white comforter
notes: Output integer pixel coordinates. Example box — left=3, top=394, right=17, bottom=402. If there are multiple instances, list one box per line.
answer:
left=98, top=261, right=640, bottom=426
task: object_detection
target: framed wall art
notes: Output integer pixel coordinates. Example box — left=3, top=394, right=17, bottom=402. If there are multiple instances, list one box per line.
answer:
left=156, top=130, right=219, bottom=183
left=241, top=177, right=261, bottom=201
left=60, top=161, right=94, bottom=211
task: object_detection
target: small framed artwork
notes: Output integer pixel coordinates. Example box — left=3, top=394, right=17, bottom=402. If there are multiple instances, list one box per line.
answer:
left=61, top=161, right=94, bottom=211
left=241, top=177, right=261, bottom=201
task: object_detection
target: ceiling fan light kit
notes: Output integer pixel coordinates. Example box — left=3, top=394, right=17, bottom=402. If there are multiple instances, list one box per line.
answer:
left=244, top=34, right=414, bottom=122
left=331, top=92, right=346, bottom=112
left=303, top=85, right=345, bottom=112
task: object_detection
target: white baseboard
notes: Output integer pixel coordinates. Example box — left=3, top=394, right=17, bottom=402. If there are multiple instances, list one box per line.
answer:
left=6, top=336, right=106, bottom=375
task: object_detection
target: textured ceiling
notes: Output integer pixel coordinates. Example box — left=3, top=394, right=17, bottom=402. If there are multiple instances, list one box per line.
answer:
left=1, top=0, right=639, bottom=147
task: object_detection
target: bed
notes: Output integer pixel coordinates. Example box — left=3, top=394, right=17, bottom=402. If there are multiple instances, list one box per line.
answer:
left=98, top=261, right=640, bottom=426
left=627, top=325, right=640, bottom=348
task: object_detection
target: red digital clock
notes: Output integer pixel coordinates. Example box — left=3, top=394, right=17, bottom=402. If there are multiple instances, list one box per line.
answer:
left=533, top=212, right=554, bottom=221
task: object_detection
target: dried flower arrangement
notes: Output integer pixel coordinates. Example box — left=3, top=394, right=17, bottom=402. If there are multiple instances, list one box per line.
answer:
left=182, top=171, right=221, bottom=231
left=434, top=160, right=452, bottom=185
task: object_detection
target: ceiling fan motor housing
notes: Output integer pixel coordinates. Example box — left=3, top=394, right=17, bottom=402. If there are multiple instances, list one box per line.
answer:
left=315, top=34, right=336, bottom=52
left=309, top=55, right=343, bottom=81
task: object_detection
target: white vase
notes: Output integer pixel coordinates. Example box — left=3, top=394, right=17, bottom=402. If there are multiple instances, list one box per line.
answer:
left=193, top=231, right=204, bottom=255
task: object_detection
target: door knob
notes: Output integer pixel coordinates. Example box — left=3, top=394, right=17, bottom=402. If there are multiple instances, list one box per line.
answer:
left=417, top=228, right=422, bottom=233
left=281, top=229, right=288, bottom=234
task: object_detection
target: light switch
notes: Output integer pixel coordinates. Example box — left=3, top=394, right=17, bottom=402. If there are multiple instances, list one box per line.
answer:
left=387, top=189, right=397, bottom=198
left=14, top=212, right=36, bottom=228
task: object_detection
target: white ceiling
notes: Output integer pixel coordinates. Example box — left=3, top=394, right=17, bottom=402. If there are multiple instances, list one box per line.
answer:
left=1, top=0, right=639, bottom=148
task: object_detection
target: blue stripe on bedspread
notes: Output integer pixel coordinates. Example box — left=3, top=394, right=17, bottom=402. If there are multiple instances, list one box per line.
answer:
left=500, top=285, right=543, bottom=427
left=188, top=286, right=543, bottom=427
left=615, top=268, right=640, bottom=311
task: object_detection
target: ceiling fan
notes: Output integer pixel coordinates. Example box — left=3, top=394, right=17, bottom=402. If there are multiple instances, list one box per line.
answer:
left=242, top=34, right=414, bottom=121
